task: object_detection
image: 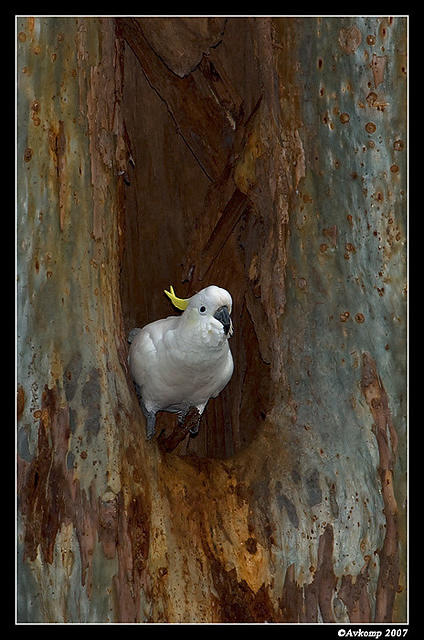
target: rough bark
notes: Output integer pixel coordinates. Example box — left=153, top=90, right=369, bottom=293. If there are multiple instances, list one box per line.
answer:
left=17, top=16, right=407, bottom=623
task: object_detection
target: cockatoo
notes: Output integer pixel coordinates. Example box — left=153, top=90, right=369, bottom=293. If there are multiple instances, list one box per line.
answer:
left=128, top=285, right=234, bottom=440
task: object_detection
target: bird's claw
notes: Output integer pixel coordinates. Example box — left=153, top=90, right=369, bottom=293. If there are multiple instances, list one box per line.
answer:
left=136, top=392, right=157, bottom=441
left=145, top=413, right=156, bottom=440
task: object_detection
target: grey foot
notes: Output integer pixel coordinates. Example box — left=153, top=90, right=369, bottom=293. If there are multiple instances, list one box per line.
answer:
left=178, top=409, right=201, bottom=436
left=134, top=383, right=156, bottom=440
left=177, top=411, right=187, bottom=426
left=189, top=417, right=201, bottom=436
left=145, top=412, right=157, bottom=440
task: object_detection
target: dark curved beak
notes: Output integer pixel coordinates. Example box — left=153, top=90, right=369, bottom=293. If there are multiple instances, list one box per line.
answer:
left=214, top=305, right=232, bottom=335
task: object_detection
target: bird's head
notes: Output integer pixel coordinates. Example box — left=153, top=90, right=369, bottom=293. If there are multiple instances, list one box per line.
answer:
left=164, top=285, right=234, bottom=342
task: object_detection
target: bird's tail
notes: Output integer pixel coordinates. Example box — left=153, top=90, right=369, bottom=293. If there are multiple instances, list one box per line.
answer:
left=127, top=328, right=141, bottom=344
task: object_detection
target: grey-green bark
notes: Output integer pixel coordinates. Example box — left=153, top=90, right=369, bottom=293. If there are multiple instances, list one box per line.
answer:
left=17, top=16, right=407, bottom=623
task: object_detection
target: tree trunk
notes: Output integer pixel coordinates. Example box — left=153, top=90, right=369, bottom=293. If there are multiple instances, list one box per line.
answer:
left=17, top=16, right=407, bottom=623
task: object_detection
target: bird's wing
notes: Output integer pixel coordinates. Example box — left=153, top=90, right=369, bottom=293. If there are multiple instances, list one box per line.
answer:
left=129, top=316, right=179, bottom=384
left=211, top=350, right=234, bottom=398
left=142, top=315, right=180, bottom=346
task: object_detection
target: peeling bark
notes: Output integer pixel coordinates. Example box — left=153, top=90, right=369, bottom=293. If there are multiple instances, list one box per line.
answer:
left=361, top=353, right=400, bottom=622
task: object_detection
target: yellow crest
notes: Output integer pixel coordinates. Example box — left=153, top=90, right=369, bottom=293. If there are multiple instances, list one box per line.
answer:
left=164, top=285, right=190, bottom=311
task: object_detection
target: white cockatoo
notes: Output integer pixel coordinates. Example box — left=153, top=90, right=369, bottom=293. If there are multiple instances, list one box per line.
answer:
left=128, top=285, right=234, bottom=440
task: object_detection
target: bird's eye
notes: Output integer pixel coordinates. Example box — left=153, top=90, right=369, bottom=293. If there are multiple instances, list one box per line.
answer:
left=199, top=306, right=206, bottom=314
